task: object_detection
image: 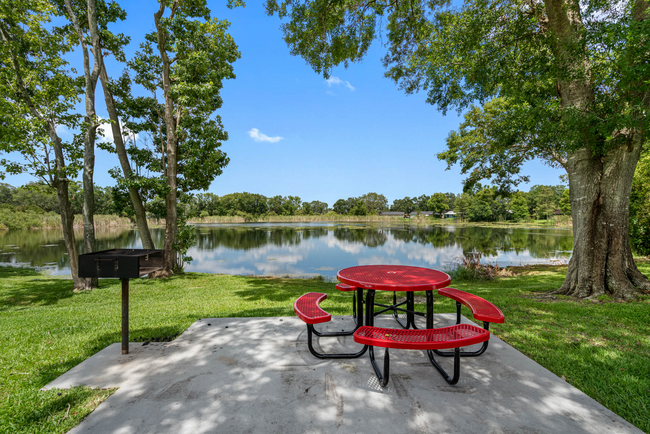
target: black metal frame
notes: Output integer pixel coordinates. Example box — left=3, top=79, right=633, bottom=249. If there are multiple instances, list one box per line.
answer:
left=312, top=288, right=364, bottom=337
left=303, top=286, right=476, bottom=385
left=427, top=348, right=461, bottom=384
left=305, top=288, right=368, bottom=358
left=364, top=289, right=462, bottom=385
left=370, top=291, right=431, bottom=330
left=431, top=301, right=490, bottom=358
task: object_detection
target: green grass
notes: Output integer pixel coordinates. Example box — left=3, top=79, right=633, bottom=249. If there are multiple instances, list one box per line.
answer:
left=0, top=264, right=648, bottom=433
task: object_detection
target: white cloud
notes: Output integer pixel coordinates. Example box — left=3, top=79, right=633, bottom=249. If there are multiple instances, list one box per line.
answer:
left=248, top=128, right=283, bottom=143
left=325, top=76, right=355, bottom=91
left=97, top=117, right=139, bottom=144
left=55, top=125, right=72, bottom=137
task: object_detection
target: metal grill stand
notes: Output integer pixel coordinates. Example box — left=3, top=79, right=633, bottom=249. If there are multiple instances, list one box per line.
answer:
left=78, top=249, right=164, bottom=354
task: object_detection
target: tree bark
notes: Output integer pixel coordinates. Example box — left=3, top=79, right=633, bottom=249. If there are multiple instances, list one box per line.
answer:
left=556, top=137, right=650, bottom=299
left=49, top=123, right=84, bottom=290
left=64, top=0, right=101, bottom=289
left=155, top=1, right=179, bottom=274
left=98, top=65, right=155, bottom=250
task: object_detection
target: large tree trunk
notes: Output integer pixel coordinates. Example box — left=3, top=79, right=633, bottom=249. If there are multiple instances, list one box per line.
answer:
left=98, top=60, right=155, bottom=250
left=555, top=136, right=650, bottom=299
left=49, top=125, right=84, bottom=290
left=155, top=1, right=179, bottom=274
left=64, top=0, right=100, bottom=289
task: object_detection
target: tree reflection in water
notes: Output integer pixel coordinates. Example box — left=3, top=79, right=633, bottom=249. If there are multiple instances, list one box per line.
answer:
left=0, top=223, right=573, bottom=276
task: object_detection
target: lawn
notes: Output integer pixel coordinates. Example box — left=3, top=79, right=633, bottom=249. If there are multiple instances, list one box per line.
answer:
left=0, top=263, right=648, bottom=433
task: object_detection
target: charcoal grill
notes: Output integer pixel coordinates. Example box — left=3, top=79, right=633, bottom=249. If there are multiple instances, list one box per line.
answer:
left=79, top=249, right=164, bottom=354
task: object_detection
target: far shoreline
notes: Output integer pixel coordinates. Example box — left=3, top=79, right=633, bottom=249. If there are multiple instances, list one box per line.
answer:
left=0, top=213, right=573, bottom=231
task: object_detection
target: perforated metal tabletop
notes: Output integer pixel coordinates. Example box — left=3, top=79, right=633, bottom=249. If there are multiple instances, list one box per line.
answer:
left=337, top=265, right=451, bottom=292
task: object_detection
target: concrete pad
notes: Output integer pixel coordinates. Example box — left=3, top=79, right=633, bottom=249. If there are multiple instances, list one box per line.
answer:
left=44, top=314, right=642, bottom=434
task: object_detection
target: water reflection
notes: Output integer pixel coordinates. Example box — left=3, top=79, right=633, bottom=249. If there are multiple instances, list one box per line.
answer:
left=0, top=223, right=573, bottom=277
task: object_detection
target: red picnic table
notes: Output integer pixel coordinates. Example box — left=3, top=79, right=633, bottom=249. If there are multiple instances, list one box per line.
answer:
left=294, top=264, right=504, bottom=386
left=337, top=265, right=452, bottom=330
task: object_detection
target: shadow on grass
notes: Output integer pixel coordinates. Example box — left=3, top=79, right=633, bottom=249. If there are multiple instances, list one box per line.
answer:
left=0, top=267, right=75, bottom=311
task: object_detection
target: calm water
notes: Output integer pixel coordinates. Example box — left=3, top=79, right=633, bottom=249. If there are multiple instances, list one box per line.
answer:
left=0, top=223, right=573, bottom=277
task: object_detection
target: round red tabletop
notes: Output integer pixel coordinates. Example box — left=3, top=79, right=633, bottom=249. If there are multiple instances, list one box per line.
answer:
left=337, top=265, right=451, bottom=292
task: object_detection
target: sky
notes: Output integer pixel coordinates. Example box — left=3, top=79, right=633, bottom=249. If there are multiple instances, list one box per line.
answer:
left=5, top=0, right=565, bottom=206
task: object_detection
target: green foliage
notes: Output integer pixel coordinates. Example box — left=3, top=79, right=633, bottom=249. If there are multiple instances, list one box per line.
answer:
left=350, top=200, right=368, bottom=216
left=511, top=192, right=529, bottom=222
left=427, top=192, right=449, bottom=216
left=0, top=181, right=115, bottom=216
left=391, top=196, right=416, bottom=214
left=357, top=192, right=388, bottom=214
left=332, top=199, right=349, bottom=214
left=467, top=196, right=493, bottom=222
left=0, top=204, right=58, bottom=230
left=0, top=0, right=83, bottom=181
left=630, top=145, right=650, bottom=256
left=559, top=189, right=571, bottom=215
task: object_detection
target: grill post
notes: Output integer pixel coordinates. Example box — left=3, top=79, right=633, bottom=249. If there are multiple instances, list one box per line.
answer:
left=121, top=278, right=129, bottom=355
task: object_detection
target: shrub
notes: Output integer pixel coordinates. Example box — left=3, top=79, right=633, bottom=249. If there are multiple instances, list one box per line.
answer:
left=445, top=252, right=507, bottom=281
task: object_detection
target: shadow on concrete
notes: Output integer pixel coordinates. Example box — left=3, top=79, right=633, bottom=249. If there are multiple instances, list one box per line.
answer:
left=44, top=314, right=642, bottom=434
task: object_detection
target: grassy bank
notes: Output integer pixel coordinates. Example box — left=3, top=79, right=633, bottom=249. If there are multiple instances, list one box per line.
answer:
left=1, top=264, right=648, bottom=432
left=1, top=208, right=573, bottom=230
left=189, top=214, right=573, bottom=228
left=0, top=209, right=133, bottom=231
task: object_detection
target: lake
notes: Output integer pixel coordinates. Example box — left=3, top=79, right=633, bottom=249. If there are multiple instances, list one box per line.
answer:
left=0, top=223, right=573, bottom=278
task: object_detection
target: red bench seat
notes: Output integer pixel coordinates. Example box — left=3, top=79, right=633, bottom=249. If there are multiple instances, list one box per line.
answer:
left=353, top=324, right=489, bottom=350
left=437, top=288, right=504, bottom=323
left=294, top=292, right=331, bottom=324
left=353, top=324, right=490, bottom=386
left=336, top=283, right=355, bottom=292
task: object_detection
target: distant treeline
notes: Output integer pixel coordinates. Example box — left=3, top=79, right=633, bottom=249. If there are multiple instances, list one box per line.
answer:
left=0, top=182, right=570, bottom=224
left=0, top=182, right=116, bottom=215
left=185, top=185, right=569, bottom=222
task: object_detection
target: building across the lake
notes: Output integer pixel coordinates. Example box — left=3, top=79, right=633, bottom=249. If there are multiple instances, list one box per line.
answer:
left=378, top=211, right=405, bottom=217
left=443, top=211, right=457, bottom=219
left=409, top=211, right=435, bottom=218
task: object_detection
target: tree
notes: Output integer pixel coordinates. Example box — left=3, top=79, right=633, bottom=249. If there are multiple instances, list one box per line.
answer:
left=0, top=1, right=85, bottom=289
left=300, top=201, right=312, bottom=215
left=309, top=200, right=328, bottom=214
left=266, top=0, right=650, bottom=298
left=511, top=192, right=529, bottom=222
left=332, top=198, right=349, bottom=214
left=467, top=189, right=494, bottom=222
left=284, top=196, right=302, bottom=215
left=358, top=192, right=388, bottom=214
left=268, top=195, right=286, bottom=215
left=427, top=193, right=449, bottom=216
left=59, top=0, right=130, bottom=288
left=350, top=200, right=368, bottom=216
left=391, top=196, right=416, bottom=214
left=414, top=194, right=430, bottom=212
left=445, top=193, right=457, bottom=211
left=535, top=186, right=557, bottom=220
left=124, top=0, right=238, bottom=273
left=453, top=193, right=472, bottom=221
left=467, top=196, right=493, bottom=222
left=559, top=189, right=571, bottom=215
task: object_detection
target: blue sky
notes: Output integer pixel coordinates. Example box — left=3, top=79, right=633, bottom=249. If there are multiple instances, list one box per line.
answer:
left=6, top=0, right=564, bottom=206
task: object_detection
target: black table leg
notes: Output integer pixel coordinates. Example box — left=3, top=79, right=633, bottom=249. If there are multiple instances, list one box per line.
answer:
left=426, top=290, right=434, bottom=329
left=407, top=292, right=418, bottom=329
left=366, top=290, right=375, bottom=327
left=356, top=287, right=364, bottom=327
